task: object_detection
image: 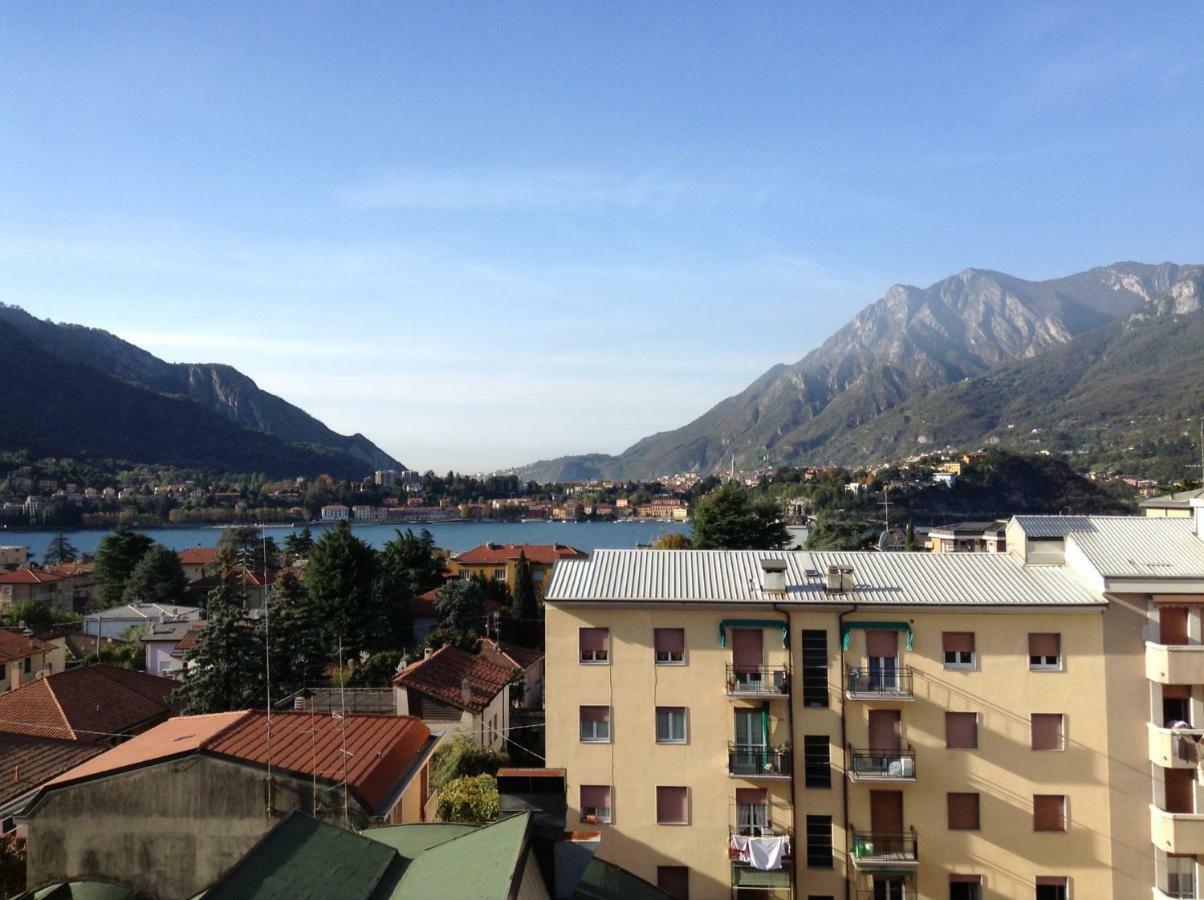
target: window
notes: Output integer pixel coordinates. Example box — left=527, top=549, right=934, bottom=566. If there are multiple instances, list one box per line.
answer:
left=943, top=632, right=975, bottom=668
left=579, top=706, right=611, bottom=742
left=654, top=628, right=685, bottom=664
left=1035, top=876, right=1068, bottom=900
left=1031, top=714, right=1064, bottom=751
left=1029, top=633, right=1061, bottom=670
left=1033, top=795, right=1066, bottom=832
left=492, top=569, right=506, bottom=581
left=1167, top=854, right=1195, bottom=898
left=805, top=815, right=833, bottom=868
left=656, top=707, right=687, bottom=743
left=579, top=628, right=609, bottom=663
left=803, top=735, right=831, bottom=788
left=945, top=712, right=978, bottom=749
left=801, top=630, right=829, bottom=708
left=23, top=657, right=31, bottom=675
left=947, top=793, right=980, bottom=830
left=657, top=866, right=689, bottom=900
left=949, top=875, right=982, bottom=900
left=735, top=788, right=769, bottom=835
left=656, top=786, right=688, bottom=824
left=580, top=784, right=611, bottom=823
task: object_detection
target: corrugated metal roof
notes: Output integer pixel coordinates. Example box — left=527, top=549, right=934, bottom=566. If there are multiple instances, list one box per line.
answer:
left=1014, top=515, right=1204, bottom=578
left=1011, top=516, right=1095, bottom=538
left=546, top=549, right=1103, bottom=607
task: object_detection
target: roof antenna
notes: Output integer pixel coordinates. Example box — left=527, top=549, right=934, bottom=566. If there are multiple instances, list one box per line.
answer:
left=337, top=635, right=350, bottom=828
left=263, top=523, right=274, bottom=817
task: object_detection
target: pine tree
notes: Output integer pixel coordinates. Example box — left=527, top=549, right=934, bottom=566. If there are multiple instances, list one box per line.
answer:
left=122, top=544, right=188, bottom=606
left=93, top=528, right=154, bottom=608
left=176, top=578, right=261, bottom=714
left=305, top=520, right=379, bottom=657
left=430, top=578, right=485, bottom=652
left=43, top=533, right=79, bottom=565
left=258, top=571, right=325, bottom=702
left=692, top=482, right=789, bottom=549
left=283, top=526, right=315, bottom=562
left=510, top=551, right=541, bottom=648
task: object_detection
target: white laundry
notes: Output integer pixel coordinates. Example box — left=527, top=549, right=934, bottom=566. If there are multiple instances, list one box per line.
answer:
left=747, top=836, right=786, bottom=870
left=729, top=834, right=751, bottom=863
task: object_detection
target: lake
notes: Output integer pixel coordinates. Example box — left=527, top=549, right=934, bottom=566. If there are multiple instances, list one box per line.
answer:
left=3, top=519, right=694, bottom=560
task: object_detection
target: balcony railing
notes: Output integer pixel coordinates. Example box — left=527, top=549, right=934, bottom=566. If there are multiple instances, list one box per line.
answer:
left=726, top=664, right=791, bottom=697
left=1157, top=883, right=1195, bottom=900
left=728, top=743, right=792, bottom=778
left=729, top=824, right=793, bottom=860
left=846, top=666, right=914, bottom=698
left=850, top=829, right=918, bottom=867
left=848, top=748, right=916, bottom=780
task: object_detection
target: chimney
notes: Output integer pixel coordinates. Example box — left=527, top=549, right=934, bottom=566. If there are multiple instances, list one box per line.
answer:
left=424, top=646, right=434, bottom=661
left=760, top=559, right=787, bottom=594
left=825, top=565, right=855, bottom=593
left=461, top=677, right=472, bottom=706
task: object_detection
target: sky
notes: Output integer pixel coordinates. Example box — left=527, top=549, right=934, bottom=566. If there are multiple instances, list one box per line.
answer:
left=1, top=3, right=1201, bottom=472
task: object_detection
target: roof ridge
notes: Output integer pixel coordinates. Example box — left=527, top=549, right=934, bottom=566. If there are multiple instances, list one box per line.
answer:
left=40, top=676, right=75, bottom=741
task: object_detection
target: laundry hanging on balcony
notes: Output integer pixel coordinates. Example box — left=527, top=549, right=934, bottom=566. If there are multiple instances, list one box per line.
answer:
left=729, top=834, right=790, bottom=870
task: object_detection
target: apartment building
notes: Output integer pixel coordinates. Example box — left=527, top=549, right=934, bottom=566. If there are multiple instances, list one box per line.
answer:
left=542, top=506, right=1204, bottom=900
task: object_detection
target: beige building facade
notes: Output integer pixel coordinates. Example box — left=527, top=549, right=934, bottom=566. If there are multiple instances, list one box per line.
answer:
left=544, top=511, right=1204, bottom=900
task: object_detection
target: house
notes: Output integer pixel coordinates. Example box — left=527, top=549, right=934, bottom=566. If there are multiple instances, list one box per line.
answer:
left=140, top=618, right=203, bottom=677
left=1141, top=487, right=1204, bottom=518
left=81, top=602, right=202, bottom=640
left=187, top=565, right=277, bottom=608
left=448, top=543, right=588, bottom=596
left=925, top=520, right=1007, bottom=553
left=21, top=709, right=440, bottom=899
left=0, top=547, right=28, bottom=568
left=48, top=630, right=129, bottom=666
left=479, top=638, right=545, bottom=709
left=0, top=631, right=63, bottom=692
left=0, top=569, right=72, bottom=613
left=0, top=664, right=178, bottom=743
left=0, top=733, right=102, bottom=833
left=176, top=546, right=221, bottom=581
left=931, top=470, right=957, bottom=487
left=43, top=562, right=96, bottom=610
left=394, top=644, right=516, bottom=752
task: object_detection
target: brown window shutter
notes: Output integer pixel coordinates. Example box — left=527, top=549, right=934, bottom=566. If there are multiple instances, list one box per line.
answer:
left=580, top=628, right=609, bottom=652
left=580, top=784, right=610, bottom=809
left=1163, top=684, right=1193, bottom=700
left=1161, top=607, right=1190, bottom=645
left=1031, top=714, right=1064, bottom=751
left=1035, top=876, right=1068, bottom=886
left=947, top=793, right=980, bottom=830
left=731, top=629, right=763, bottom=669
left=735, top=788, right=766, bottom=805
left=942, top=632, right=975, bottom=653
left=581, top=705, right=610, bottom=723
left=950, top=874, right=982, bottom=884
left=655, top=628, right=685, bottom=653
left=946, top=712, right=978, bottom=749
left=656, top=786, right=688, bottom=823
left=1165, top=769, right=1195, bottom=814
left=1029, top=633, right=1060, bottom=658
left=866, top=630, right=899, bottom=657
left=1034, top=795, right=1066, bottom=831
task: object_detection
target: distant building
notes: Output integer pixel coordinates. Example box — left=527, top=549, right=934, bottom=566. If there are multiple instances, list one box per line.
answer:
left=931, top=471, right=957, bottom=487
left=0, top=547, right=28, bottom=568
left=320, top=504, right=350, bottom=522
left=81, top=602, right=202, bottom=640
left=0, top=630, right=63, bottom=691
left=448, top=543, right=587, bottom=595
left=1141, top=487, right=1204, bottom=518
left=394, top=645, right=516, bottom=752
left=926, top=521, right=1007, bottom=554
left=176, top=546, right=220, bottom=582
left=374, top=469, right=398, bottom=488
left=0, top=569, right=72, bottom=612
left=139, top=619, right=204, bottom=677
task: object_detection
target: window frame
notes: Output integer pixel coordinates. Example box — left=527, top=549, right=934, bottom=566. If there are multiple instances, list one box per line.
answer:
left=1033, top=795, right=1067, bottom=833
left=654, top=627, right=686, bottom=665
left=1029, top=633, right=1062, bottom=672
left=942, top=632, right=976, bottom=671
left=578, top=627, right=610, bottom=665
left=804, top=814, right=833, bottom=869
left=945, top=711, right=979, bottom=750
left=948, top=875, right=982, bottom=900
left=655, top=706, right=688, bottom=744
left=580, top=784, right=612, bottom=824
left=803, top=734, right=832, bottom=788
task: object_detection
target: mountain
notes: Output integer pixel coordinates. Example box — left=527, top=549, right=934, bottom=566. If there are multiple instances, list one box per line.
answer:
left=0, top=305, right=403, bottom=477
left=520, top=262, right=1204, bottom=481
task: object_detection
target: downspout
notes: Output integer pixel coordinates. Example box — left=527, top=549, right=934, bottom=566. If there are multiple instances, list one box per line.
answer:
left=838, top=603, right=857, bottom=900
left=772, top=602, right=795, bottom=895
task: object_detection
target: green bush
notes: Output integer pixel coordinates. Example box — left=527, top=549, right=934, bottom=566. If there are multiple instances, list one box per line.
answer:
left=436, top=774, right=499, bottom=823
left=430, top=735, right=508, bottom=790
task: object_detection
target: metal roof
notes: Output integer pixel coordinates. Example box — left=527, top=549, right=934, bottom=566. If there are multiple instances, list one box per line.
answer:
left=1010, top=516, right=1095, bottom=538
left=1140, top=488, right=1204, bottom=509
left=546, top=549, right=1103, bottom=607
left=1014, top=515, right=1204, bottom=578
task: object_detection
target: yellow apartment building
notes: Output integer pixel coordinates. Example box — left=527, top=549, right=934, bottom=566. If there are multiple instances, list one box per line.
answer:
left=544, top=504, right=1204, bottom=900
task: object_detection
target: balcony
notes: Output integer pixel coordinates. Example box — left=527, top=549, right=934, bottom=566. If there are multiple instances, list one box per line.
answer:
left=730, top=863, right=793, bottom=898
left=846, top=667, right=914, bottom=700
left=849, top=829, right=918, bottom=870
left=1151, top=805, right=1204, bottom=855
left=1146, top=642, right=1204, bottom=685
left=848, top=748, right=916, bottom=782
left=1148, top=722, right=1204, bottom=769
left=1153, top=887, right=1196, bottom=900
left=726, top=664, right=790, bottom=699
left=728, top=743, right=792, bottom=780
left=729, top=824, right=793, bottom=861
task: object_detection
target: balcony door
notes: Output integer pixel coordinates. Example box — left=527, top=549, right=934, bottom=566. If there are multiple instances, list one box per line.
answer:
left=734, top=708, right=766, bottom=773
left=872, top=876, right=906, bottom=900
left=866, top=630, right=899, bottom=691
left=870, top=790, right=904, bottom=857
left=868, top=710, right=901, bottom=752
left=732, top=629, right=764, bottom=690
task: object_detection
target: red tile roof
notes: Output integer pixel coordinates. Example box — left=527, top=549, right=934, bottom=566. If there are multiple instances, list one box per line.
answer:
left=177, top=547, right=220, bottom=566
left=0, top=732, right=105, bottom=807
left=190, top=566, right=279, bottom=590
left=394, top=645, right=516, bottom=714
left=479, top=639, right=543, bottom=671
left=0, top=568, right=67, bottom=585
left=0, top=664, right=178, bottom=742
left=453, top=543, right=587, bottom=566
left=0, top=630, right=55, bottom=664
left=48, top=710, right=433, bottom=815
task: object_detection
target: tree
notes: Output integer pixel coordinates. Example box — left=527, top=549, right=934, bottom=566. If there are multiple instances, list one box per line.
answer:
left=0, top=600, right=78, bottom=631
left=381, top=529, right=445, bottom=594
left=282, top=526, right=315, bottom=562
left=43, top=534, right=78, bottom=565
left=430, top=579, right=485, bottom=652
left=93, top=528, right=154, bottom=607
left=436, top=774, right=500, bottom=823
left=691, top=482, right=789, bottom=550
left=122, top=544, right=188, bottom=606
left=507, top=552, right=541, bottom=648
left=652, top=532, right=692, bottom=550
left=219, top=525, right=279, bottom=572
left=348, top=650, right=404, bottom=687
left=259, top=571, right=326, bottom=700
left=430, top=735, right=508, bottom=790
left=305, top=520, right=379, bottom=657
left=176, top=577, right=261, bottom=714
left=376, top=535, right=424, bottom=650
left=905, top=521, right=917, bottom=552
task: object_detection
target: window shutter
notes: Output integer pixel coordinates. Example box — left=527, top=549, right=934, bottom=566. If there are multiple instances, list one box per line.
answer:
left=1031, top=714, right=1064, bottom=751
left=947, top=793, right=980, bottom=830
left=950, top=874, right=982, bottom=883
left=736, top=788, right=766, bottom=806
left=1033, top=795, right=1066, bottom=831
left=1165, top=769, right=1195, bottom=814
left=580, top=628, right=609, bottom=652
left=866, top=630, right=899, bottom=657
left=580, top=784, right=610, bottom=809
left=943, top=632, right=975, bottom=653
left=1163, top=684, right=1192, bottom=700
left=656, top=786, right=688, bottom=824
left=655, top=628, right=685, bottom=653
left=1029, top=633, right=1060, bottom=658
left=1161, top=607, right=1190, bottom=645
left=581, top=705, right=609, bottom=723
left=945, top=712, right=978, bottom=749
left=1035, top=876, right=1068, bottom=886
left=731, top=629, right=763, bottom=669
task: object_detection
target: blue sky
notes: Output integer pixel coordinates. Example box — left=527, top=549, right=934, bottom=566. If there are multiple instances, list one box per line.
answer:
left=1, top=3, right=1201, bottom=472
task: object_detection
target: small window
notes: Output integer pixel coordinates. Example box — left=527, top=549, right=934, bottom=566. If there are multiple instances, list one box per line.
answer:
left=943, top=632, right=975, bottom=669
left=656, top=786, right=688, bottom=824
left=949, top=875, right=982, bottom=900
left=579, top=706, right=611, bottom=742
left=654, top=628, right=685, bottom=664
left=1034, top=795, right=1066, bottom=832
left=580, top=784, right=611, bottom=823
left=492, top=569, right=506, bottom=581
left=947, top=793, right=980, bottom=831
left=945, top=712, right=978, bottom=749
left=23, top=657, right=31, bottom=675
left=1029, top=633, right=1061, bottom=671
left=657, top=866, right=689, bottom=900
left=803, top=735, right=831, bottom=788
left=1031, top=714, right=1064, bottom=751
left=805, top=815, right=833, bottom=868
left=579, top=628, right=610, bottom=664
left=1035, top=876, right=1068, bottom=900
left=656, top=707, right=687, bottom=743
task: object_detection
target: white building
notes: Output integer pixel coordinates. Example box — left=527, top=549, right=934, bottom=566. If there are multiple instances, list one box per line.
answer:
left=320, top=504, right=350, bottom=522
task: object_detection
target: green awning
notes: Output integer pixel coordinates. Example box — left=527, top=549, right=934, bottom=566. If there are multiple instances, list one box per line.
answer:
left=841, top=621, right=913, bottom=651
left=719, top=619, right=789, bottom=648
left=731, top=865, right=792, bottom=887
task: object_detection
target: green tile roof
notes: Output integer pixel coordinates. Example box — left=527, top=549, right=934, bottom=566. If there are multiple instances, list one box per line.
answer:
left=385, top=814, right=531, bottom=899
left=572, top=858, right=672, bottom=900
left=361, top=822, right=478, bottom=858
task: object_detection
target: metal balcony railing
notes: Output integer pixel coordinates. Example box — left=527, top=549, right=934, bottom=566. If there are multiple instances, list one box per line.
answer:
left=848, top=748, right=917, bottom=780
left=850, top=828, right=918, bottom=864
left=726, top=664, right=791, bottom=696
left=846, top=666, right=914, bottom=697
left=727, top=743, right=792, bottom=777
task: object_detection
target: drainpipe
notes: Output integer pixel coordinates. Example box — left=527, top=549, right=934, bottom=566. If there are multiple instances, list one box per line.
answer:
left=838, top=603, right=857, bottom=900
